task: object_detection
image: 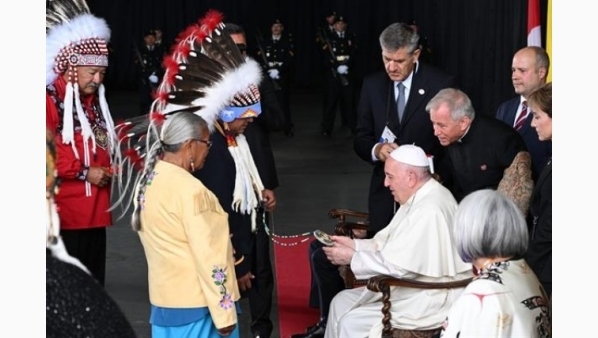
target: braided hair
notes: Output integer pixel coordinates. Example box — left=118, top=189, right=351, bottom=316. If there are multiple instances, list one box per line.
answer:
left=111, top=9, right=261, bottom=230
left=112, top=112, right=208, bottom=231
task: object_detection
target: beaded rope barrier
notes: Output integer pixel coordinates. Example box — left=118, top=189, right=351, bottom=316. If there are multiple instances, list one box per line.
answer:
left=262, top=210, right=314, bottom=246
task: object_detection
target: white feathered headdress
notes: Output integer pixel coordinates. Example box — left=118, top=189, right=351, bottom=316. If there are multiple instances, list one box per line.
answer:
left=46, top=0, right=116, bottom=190
left=113, top=10, right=264, bottom=227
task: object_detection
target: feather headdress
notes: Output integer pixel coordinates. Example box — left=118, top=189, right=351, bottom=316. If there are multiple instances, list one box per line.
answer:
left=115, top=10, right=262, bottom=165
left=46, top=0, right=115, bottom=197
left=46, top=0, right=110, bottom=83
left=155, top=10, right=262, bottom=128
left=112, top=10, right=264, bottom=220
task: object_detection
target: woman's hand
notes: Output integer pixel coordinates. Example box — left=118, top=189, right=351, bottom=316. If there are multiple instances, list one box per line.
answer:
left=218, top=324, right=236, bottom=336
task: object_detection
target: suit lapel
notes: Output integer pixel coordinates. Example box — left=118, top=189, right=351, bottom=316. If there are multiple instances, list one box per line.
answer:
left=504, top=98, right=520, bottom=125
left=518, top=113, right=534, bottom=134
left=401, top=65, right=430, bottom=126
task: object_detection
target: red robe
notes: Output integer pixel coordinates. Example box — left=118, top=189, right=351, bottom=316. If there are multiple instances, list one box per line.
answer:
left=46, top=76, right=113, bottom=229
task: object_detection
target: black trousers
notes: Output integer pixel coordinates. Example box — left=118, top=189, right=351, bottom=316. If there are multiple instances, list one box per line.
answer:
left=246, top=215, right=275, bottom=338
left=61, top=227, right=107, bottom=286
left=308, top=239, right=345, bottom=322
left=321, top=72, right=356, bottom=134
left=276, top=76, right=294, bottom=133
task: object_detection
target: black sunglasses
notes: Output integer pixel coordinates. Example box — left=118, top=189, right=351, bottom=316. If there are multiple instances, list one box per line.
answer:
left=235, top=43, right=247, bottom=53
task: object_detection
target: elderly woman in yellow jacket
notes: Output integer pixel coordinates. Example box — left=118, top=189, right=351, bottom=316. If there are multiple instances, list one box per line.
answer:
left=112, top=8, right=270, bottom=337
left=118, top=112, right=240, bottom=337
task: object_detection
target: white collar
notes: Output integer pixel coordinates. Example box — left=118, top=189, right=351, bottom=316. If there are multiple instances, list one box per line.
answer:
left=394, top=64, right=416, bottom=91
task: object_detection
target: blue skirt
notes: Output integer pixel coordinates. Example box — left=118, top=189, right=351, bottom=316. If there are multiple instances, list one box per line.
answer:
left=150, top=303, right=242, bottom=338
left=151, top=317, right=240, bottom=338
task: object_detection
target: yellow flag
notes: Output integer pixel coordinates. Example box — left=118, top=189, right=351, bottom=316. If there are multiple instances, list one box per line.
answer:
left=547, top=0, right=552, bottom=81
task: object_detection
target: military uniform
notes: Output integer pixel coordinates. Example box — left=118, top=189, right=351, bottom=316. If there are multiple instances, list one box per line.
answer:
left=257, top=20, right=295, bottom=136
left=135, top=30, right=165, bottom=115
left=315, top=11, right=336, bottom=48
left=321, top=16, right=357, bottom=135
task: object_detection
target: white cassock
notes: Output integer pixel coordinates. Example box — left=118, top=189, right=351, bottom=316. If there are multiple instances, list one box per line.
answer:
left=324, top=179, right=473, bottom=338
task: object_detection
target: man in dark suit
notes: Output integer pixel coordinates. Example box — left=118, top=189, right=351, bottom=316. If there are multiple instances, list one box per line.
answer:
left=292, top=23, right=454, bottom=338
left=220, top=22, right=281, bottom=338
left=428, top=88, right=531, bottom=202
left=225, top=22, right=282, bottom=186
left=354, top=22, right=454, bottom=235
left=495, top=46, right=552, bottom=181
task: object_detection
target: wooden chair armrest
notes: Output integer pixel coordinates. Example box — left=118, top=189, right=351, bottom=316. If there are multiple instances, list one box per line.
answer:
left=367, top=275, right=472, bottom=291
left=366, top=275, right=473, bottom=336
left=334, top=221, right=369, bottom=236
left=337, top=265, right=368, bottom=289
left=327, top=209, right=370, bottom=290
left=328, top=208, right=369, bottom=222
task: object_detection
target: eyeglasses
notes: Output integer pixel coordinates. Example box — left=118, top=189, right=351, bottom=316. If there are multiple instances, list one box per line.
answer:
left=196, top=139, right=213, bottom=149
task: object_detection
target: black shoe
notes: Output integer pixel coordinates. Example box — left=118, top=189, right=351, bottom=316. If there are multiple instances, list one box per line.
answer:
left=251, top=325, right=272, bottom=338
left=290, top=321, right=326, bottom=338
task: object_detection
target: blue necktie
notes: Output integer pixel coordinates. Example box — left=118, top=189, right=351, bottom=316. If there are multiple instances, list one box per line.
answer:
left=397, top=82, right=406, bottom=121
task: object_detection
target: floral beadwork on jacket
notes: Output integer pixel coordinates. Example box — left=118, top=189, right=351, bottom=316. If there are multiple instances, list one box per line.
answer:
left=212, top=266, right=234, bottom=309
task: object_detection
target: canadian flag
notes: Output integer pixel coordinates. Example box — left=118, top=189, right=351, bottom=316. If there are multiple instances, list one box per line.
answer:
left=527, top=0, right=541, bottom=46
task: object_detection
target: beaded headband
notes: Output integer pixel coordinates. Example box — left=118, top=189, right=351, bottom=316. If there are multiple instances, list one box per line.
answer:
left=53, top=38, right=109, bottom=75
left=46, top=2, right=111, bottom=86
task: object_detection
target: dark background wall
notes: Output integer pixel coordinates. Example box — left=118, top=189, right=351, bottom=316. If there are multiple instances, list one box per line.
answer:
left=87, top=0, right=549, bottom=117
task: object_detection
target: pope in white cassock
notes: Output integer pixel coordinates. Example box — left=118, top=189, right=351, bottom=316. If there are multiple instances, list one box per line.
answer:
left=322, top=144, right=473, bottom=338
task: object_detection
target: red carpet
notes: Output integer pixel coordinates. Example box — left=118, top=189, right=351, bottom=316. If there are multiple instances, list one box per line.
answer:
left=273, top=237, right=320, bottom=338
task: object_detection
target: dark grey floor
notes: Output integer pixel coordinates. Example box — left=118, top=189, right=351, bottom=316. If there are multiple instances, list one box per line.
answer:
left=104, top=86, right=371, bottom=337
